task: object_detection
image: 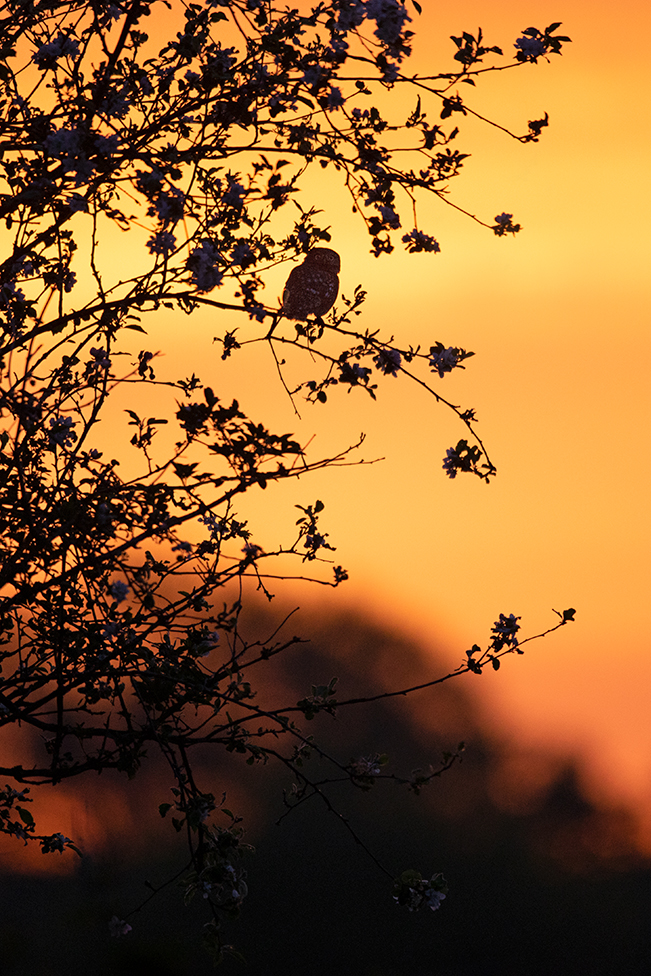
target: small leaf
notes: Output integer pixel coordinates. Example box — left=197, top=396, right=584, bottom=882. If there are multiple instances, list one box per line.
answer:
left=172, top=462, right=198, bottom=480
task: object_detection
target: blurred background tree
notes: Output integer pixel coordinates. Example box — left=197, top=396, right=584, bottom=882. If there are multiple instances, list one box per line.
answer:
left=2, top=606, right=649, bottom=975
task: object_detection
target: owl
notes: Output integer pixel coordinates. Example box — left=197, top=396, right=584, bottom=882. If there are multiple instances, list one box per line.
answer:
left=280, top=247, right=340, bottom=321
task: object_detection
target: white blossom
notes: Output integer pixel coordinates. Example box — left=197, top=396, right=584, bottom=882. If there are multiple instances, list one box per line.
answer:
left=109, top=580, right=129, bottom=604
left=108, top=916, right=132, bottom=937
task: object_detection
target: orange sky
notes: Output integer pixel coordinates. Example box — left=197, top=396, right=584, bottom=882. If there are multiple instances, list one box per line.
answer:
left=338, top=0, right=651, bottom=824
left=167, top=0, right=650, bottom=827
left=107, top=1, right=650, bottom=823
left=3, top=0, right=650, bottom=865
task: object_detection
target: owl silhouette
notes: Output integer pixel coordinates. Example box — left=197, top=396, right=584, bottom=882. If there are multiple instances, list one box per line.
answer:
left=280, top=247, right=340, bottom=321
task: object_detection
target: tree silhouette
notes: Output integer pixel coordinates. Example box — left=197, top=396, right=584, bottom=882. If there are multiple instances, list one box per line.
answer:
left=0, top=0, right=572, bottom=963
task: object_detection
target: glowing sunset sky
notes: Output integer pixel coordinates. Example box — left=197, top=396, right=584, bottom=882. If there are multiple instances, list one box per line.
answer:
left=155, top=0, right=649, bottom=827
left=333, top=0, right=651, bottom=825
left=3, top=0, right=649, bottom=869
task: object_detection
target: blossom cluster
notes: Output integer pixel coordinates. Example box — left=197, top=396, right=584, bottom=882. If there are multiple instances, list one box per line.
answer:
left=32, top=33, right=80, bottom=69
left=42, top=127, right=118, bottom=185
left=373, top=347, right=402, bottom=376
left=442, top=439, right=485, bottom=479
left=492, top=212, right=522, bottom=237
left=186, top=241, right=224, bottom=292
left=47, top=415, right=77, bottom=449
left=392, top=870, right=448, bottom=913
left=515, top=33, right=546, bottom=60
left=491, top=613, right=521, bottom=651
left=429, top=344, right=464, bottom=378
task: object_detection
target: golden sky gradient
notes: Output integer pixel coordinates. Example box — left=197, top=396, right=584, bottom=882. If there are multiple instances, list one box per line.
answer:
left=344, top=0, right=651, bottom=826
left=104, top=0, right=650, bottom=827
left=162, top=0, right=650, bottom=830
left=3, top=0, right=650, bottom=869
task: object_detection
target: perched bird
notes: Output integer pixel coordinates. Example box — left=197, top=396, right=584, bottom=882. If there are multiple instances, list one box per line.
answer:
left=280, top=247, right=340, bottom=320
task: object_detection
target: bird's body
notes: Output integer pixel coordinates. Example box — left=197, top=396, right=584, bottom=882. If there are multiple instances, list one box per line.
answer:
left=280, top=247, right=340, bottom=321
